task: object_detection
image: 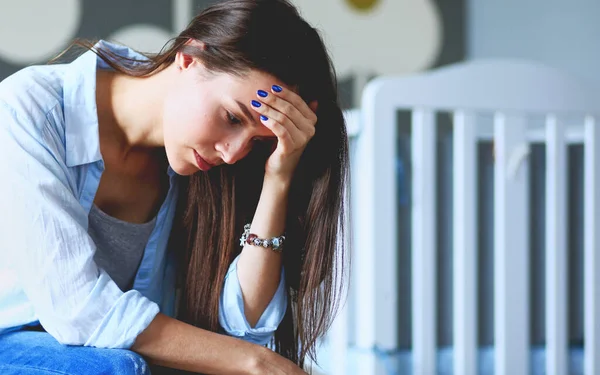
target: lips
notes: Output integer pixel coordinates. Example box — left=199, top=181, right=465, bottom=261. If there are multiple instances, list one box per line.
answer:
left=194, top=150, right=214, bottom=171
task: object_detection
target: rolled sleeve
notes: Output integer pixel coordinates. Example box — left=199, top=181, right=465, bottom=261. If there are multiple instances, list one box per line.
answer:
left=0, top=102, right=158, bottom=348
left=84, top=282, right=159, bottom=348
left=218, top=255, right=287, bottom=346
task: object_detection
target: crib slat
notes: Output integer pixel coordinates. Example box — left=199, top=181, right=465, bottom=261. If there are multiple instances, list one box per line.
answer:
left=584, top=116, right=600, bottom=375
left=453, top=111, right=478, bottom=375
left=353, top=90, right=399, bottom=374
left=545, top=116, right=568, bottom=375
left=494, top=114, right=530, bottom=375
left=412, top=110, right=437, bottom=375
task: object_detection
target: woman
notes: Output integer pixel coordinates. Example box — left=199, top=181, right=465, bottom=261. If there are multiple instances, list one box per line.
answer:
left=0, top=0, right=349, bottom=374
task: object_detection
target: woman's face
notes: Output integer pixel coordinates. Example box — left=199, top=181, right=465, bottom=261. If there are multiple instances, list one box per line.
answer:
left=162, top=55, right=288, bottom=176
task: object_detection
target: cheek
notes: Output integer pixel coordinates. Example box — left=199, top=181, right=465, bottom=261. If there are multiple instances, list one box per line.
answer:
left=164, top=78, right=207, bottom=123
left=162, top=80, right=232, bottom=147
left=163, top=95, right=208, bottom=140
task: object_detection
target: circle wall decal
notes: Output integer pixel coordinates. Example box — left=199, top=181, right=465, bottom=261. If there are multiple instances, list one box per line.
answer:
left=0, top=0, right=81, bottom=64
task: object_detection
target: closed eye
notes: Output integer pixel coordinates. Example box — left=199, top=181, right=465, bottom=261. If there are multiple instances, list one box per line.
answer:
left=252, top=136, right=276, bottom=144
left=226, top=111, right=242, bottom=125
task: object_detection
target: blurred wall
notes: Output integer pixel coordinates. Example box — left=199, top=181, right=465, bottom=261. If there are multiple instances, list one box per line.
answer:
left=468, top=0, right=600, bottom=86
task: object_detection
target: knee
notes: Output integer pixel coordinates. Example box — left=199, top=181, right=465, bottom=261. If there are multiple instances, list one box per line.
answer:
left=98, top=350, right=150, bottom=375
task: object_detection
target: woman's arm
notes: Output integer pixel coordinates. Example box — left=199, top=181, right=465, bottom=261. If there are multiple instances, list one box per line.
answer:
left=236, top=176, right=290, bottom=327
left=132, top=313, right=257, bottom=374
left=132, top=313, right=307, bottom=375
left=238, top=84, right=318, bottom=326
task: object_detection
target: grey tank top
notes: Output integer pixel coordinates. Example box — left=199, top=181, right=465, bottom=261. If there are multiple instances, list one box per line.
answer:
left=89, top=204, right=157, bottom=291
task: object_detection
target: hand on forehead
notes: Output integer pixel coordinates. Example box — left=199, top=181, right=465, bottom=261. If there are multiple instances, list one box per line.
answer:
left=234, top=71, right=292, bottom=137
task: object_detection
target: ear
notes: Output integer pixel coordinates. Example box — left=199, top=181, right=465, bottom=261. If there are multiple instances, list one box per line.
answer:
left=309, top=100, right=319, bottom=113
left=174, top=51, right=194, bottom=70
left=174, top=39, right=207, bottom=71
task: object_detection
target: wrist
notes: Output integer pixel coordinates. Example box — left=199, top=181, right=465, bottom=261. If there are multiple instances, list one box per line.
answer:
left=263, top=173, right=292, bottom=193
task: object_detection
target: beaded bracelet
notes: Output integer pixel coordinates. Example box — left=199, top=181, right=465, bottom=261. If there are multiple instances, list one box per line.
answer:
left=239, top=224, right=286, bottom=252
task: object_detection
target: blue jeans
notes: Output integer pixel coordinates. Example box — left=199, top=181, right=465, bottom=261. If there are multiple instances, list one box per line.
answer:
left=0, top=328, right=151, bottom=375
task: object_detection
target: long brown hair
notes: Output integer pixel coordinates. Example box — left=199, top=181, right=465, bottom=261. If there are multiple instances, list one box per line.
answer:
left=58, top=0, right=349, bottom=367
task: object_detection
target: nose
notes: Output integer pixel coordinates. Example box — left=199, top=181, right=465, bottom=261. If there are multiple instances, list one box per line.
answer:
left=218, top=138, right=251, bottom=165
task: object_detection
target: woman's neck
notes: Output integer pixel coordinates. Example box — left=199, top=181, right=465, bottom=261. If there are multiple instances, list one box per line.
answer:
left=95, top=66, right=174, bottom=157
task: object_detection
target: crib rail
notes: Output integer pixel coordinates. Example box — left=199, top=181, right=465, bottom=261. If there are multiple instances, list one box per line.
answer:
left=584, top=119, right=600, bottom=375
left=315, top=60, right=600, bottom=375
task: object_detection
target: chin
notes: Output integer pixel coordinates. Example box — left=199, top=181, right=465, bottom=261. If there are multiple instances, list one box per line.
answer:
left=164, top=150, right=196, bottom=176
left=172, top=163, right=199, bottom=176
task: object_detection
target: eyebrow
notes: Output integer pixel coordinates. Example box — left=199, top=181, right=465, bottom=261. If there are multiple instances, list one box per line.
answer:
left=235, top=100, right=257, bottom=126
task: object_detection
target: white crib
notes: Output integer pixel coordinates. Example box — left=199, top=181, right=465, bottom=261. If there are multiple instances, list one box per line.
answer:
left=312, top=60, right=600, bottom=375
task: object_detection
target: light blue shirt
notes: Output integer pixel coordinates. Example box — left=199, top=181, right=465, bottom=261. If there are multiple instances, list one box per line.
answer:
left=0, top=40, right=287, bottom=349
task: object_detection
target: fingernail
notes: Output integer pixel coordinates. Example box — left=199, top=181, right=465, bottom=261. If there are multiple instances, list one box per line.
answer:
left=272, top=85, right=282, bottom=93
left=260, top=115, right=268, bottom=121
left=257, top=90, right=268, bottom=98
left=251, top=100, right=261, bottom=108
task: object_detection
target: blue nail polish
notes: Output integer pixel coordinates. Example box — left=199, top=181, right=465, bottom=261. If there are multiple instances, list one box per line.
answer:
left=251, top=100, right=261, bottom=107
left=272, top=85, right=282, bottom=93
left=260, top=115, right=268, bottom=121
left=257, top=90, right=268, bottom=98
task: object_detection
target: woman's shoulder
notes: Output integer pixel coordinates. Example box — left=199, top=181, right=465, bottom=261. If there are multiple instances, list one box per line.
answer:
left=0, top=64, right=67, bottom=127
left=0, top=65, right=75, bottom=176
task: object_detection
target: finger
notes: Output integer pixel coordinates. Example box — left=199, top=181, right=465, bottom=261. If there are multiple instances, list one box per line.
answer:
left=250, top=100, right=304, bottom=142
left=259, top=115, right=296, bottom=152
left=257, top=89, right=305, bottom=125
left=269, top=85, right=317, bottom=122
left=255, top=92, right=316, bottom=137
